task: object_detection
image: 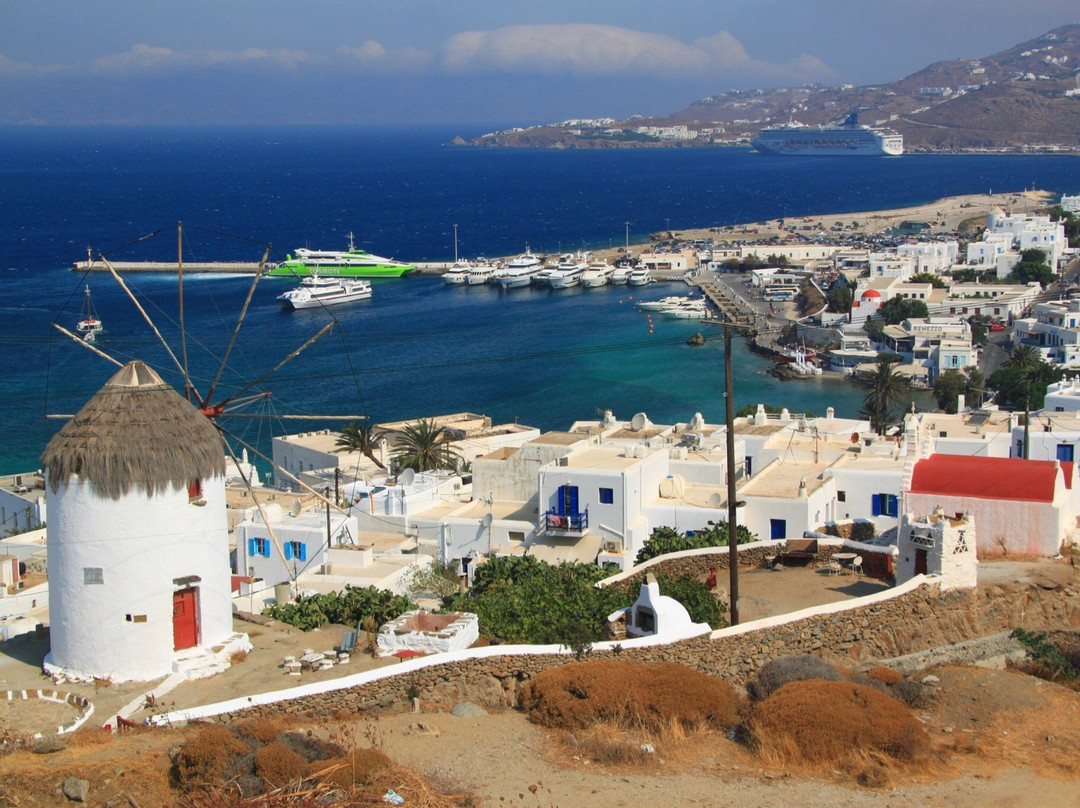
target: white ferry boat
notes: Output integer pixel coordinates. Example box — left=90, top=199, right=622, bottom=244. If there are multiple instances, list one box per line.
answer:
left=277, top=275, right=373, bottom=310
left=751, top=113, right=903, bottom=157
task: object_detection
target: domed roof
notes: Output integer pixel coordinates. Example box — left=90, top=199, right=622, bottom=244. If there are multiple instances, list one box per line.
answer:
left=41, top=361, right=225, bottom=500
left=861, top=289, right=882, bottom=298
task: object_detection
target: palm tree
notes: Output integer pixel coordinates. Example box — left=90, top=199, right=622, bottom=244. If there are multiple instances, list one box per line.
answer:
left=858, top=358, right=908, bottom=435
left=333, top=420, right=386, bottom=469
left=391, top=418, right=461, bottom=473
left=1003, top=344, right=1058, bottom=459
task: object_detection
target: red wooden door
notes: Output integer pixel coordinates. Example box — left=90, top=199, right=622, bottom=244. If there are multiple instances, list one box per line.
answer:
left=914, top=549, right=928, bottom=576
left=172, top=588, right=199, bottom=651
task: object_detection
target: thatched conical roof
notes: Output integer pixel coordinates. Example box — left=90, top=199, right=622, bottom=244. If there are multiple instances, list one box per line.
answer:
left=41, top=361, right=225, bottom=500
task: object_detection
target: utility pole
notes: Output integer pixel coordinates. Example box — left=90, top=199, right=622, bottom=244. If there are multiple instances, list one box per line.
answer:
left=724, top=323, right=740, bottom=626
left=325, top=486, right=332, bottom=555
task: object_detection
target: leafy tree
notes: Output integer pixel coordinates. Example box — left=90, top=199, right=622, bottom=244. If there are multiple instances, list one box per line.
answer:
left=909, top=272, right=947, bottom=288
left=401, top=559, right=461, bottom=599
left=391, top=418, right=462, bottom=472
left=963, top=365, right=986, bottom=408
left=635, top=521, right=757, bottom=565
left=334, top=420, right=386, bottom=469
left=878, top=296, right=929, bottom=325
left=858, top=358, right=908, bottom=435
left=988, top=345, right=1062, bottom=412
left=967, top=316, right=989, bottom=346
left=863, top=317, right=885, bottom=341
left=933, top=369, right=966, bottom=413
left=826, top=278, right=854, bottom=314
left=1009, top=248, right=1055, bottom=286
left=653, top=575, right=726, bottom=628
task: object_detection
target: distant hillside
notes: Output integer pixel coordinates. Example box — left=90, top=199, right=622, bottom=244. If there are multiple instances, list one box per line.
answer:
left=465, top=24, right=1080, bottom=152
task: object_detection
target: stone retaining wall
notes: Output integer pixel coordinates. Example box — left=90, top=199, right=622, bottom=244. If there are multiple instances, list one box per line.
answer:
left=206, top=570, right=1080, bottom=724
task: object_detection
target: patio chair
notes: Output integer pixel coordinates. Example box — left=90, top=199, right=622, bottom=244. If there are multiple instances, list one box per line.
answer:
left=851, top=555, right=864, bottom=576
left=825, top=558, right=842, bottom=576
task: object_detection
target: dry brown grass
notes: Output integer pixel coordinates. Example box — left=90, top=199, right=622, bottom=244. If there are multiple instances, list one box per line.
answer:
left=172, top=724, right=250, bottom=787
left=235, top=717, right=287, bottom=744
left=309, top=747, right=393, bottom=789
left=744, top=680, right=931, bottom=772
left=520, top=660, right=740, bottom=732
left=254, top=741, right=308, bottom=789
left=866, top=666, right=904, bottom=685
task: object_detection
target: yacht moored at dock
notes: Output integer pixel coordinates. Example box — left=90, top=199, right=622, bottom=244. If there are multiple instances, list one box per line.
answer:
left=547, top=252, right=590, bottom=289
left=265, top=232, right=415, bottom=278
left=580, top=260, right=614, bottom=288
left=467, top=261, right=500, bottom=285
left=443, top=262, right=471, bottom=284
left=627, top=266, right=653, bottom=286
left=277, top=275, right=373, bottom=310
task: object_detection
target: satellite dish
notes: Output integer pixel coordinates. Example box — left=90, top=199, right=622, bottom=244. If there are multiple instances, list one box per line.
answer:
left=631, top=412, right=647, bottom=431
left=850, top=432, right=860, bottom=444
left=290, top=498, right=302, bottom=516
left=481, top=513, right=493, bottom=527
left=399, top=468, right=416, bottom=486
left=707, top=492, right=723, bottom=509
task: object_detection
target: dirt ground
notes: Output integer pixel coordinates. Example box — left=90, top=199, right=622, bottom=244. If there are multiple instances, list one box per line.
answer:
left=1, top=661, right=1078, bottom=807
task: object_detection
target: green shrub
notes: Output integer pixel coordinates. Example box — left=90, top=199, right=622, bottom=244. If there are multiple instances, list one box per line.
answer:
left=263, top=585, right=415, bottom=631
left=635, top=521, right=757, bottom=565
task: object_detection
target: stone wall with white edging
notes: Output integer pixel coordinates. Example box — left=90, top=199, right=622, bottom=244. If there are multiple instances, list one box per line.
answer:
left=3, top=689, right=95, bottom=737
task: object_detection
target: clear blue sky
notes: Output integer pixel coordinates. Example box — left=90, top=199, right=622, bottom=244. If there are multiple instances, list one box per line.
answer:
left=1, top=1, right=1076, bottom=127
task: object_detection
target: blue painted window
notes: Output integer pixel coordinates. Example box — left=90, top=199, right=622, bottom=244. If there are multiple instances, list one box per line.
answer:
left=872, top=494, right=898, bottom=517
left=248, top=538, right=270, bottom=558
left=599, top=487, right=614, bottom=504
left=1057, top=444, right=1074, bottom=463
left=284, top=541, right=307, bottom=561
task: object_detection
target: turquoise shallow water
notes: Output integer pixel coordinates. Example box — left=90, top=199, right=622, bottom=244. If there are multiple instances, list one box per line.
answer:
left=2, top=126, right=1080, bottom=474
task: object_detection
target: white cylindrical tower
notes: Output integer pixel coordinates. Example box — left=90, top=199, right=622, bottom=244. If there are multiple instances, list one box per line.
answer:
left=41, top=361, right=234, bottom=681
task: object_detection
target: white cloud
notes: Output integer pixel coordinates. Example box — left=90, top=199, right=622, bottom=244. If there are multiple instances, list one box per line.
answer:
left=441, top=24, right=834, bottom=84
left=0, top=53, right=36, bottom=75
left=442, top=24, right=708, bottom=77
left=336, top=42, right=433, bottom=73
left=86, top=44, right=315, bottom=75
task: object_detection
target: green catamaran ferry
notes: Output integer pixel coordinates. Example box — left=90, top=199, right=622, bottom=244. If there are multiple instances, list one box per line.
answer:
left=264, top=232, right=415, bottom=278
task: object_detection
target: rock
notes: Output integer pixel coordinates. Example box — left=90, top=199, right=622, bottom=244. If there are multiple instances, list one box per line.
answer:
left=921, top=674, right=940, bottom=685
left=32, top=737, right=67, bottom=754
left=450, top=701, right=487, bottom=719
left=62, top=777, right=89, bottom=802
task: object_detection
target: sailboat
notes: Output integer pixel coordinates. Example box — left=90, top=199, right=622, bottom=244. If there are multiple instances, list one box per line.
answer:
left=76, top=285, right=103, bottom=342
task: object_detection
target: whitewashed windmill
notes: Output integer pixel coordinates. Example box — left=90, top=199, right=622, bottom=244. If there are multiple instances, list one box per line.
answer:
left=40, top=360, right=242, bottom=681
left=44, top=225, right=365, bottom=680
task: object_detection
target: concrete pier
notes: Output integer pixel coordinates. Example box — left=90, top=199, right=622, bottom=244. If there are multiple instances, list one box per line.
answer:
left=74, top=260, right=263, bottom=274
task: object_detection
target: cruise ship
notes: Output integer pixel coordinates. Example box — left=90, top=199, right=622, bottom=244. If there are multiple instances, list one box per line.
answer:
left=265, top=232, right=415, bottom=277
left=751, top=113, right=903, bottom=157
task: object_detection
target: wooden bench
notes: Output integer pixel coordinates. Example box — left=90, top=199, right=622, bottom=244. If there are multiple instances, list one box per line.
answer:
left=779, top=538, right=818, bottom=567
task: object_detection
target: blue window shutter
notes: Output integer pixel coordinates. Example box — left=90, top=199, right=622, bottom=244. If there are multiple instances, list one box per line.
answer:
left=284, top=542, right=293, bottom=560
left=887, top=495, right=898, bottom=517
left=262, top=540, right=271, bottom=558
left=557, top=486, right=566, bottom=514
left=248, top=538, right=257, bottom=557
left=871, top=494, right=881, bottom=516
left=568, top=486, right=579, bottom=513
left=298, top=543, right=307, bottom=562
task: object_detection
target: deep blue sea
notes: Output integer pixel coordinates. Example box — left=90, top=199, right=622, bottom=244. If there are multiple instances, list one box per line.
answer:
left=3, top=125, right=1080, bottom=477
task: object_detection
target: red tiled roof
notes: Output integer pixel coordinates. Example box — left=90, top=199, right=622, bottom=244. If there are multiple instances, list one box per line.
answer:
left=909, top=455, right=1063, bottom=503
left=861, top=289, right=881, bottom=298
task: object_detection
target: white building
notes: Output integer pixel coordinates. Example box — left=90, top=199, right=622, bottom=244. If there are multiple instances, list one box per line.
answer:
left=40, top=361, right=242, bottom=682
left=1061, top=194, right=1080, bottom=215
left=0, top=472, right=46, bottom=536
left=897, top=241, right=959, bottom=274
left=1043, top=379, right=1080, bottom=413
left=972, top=210, right=1068, bottom=273
left=1013, top=299, right=1080, bottom=368
left=896, top=508, right=977, bottom=591
left=904, top=453, right=1075, bottom=556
